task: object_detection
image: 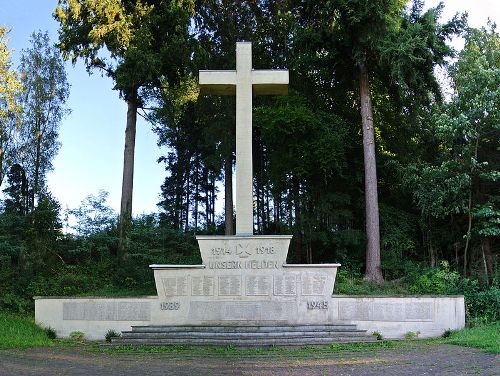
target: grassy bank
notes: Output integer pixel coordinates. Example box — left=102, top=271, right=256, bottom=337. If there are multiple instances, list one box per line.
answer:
left=0, top=312, right=53, bottom=349
left=441, top=322, right=500, bottom=354
left=1, top=310, right=497, bottom=355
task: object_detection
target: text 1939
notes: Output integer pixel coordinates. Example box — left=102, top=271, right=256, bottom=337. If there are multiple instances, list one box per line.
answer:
left=160, top=302, right=180, bottom=310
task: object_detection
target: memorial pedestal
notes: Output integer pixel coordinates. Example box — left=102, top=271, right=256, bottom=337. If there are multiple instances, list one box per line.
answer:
left=150, top=235, right=340, bottom=325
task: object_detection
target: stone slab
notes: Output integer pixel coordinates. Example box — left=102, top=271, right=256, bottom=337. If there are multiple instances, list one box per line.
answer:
left=35, top=295, right=465, bottom=340
left=149, top=235, right=340, bottom=327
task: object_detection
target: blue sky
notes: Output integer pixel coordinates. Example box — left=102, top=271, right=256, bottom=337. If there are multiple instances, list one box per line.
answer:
left=2, top=0, right=164, bottom=216
left=1, top=0, right=498, bottom=216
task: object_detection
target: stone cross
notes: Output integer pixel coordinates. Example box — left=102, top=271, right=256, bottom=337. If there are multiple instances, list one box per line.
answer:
left=199, top=42, right=289, bottom=235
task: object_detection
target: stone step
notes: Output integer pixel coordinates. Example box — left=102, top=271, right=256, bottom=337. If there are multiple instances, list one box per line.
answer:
left=121, top=330, right=368, bottom=338
left=111, top=324, right=376, bottom=347
left=111, top=336, right=377, bottom=346
left=129, top=324, right=359, bottom=333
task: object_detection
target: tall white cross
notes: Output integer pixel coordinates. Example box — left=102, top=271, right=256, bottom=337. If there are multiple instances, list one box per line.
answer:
left=199, top=42, right=289, bottom=235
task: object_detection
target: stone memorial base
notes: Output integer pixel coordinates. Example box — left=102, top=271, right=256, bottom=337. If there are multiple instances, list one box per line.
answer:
left=34, top=235, right=465, bottom=342
left=150, top=235, right=339, bottom=325
left=34, top=295, right=465, bottom=341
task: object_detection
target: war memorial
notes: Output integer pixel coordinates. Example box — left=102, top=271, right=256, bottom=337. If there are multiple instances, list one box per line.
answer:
left=35, top=42, right=465, bottom=345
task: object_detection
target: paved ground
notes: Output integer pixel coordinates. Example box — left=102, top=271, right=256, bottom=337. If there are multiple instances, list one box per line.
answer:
left=0, top=344, right=498, bottom=376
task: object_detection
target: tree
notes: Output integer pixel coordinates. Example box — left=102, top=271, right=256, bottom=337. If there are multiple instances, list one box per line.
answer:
left=3, top=164, right=28, bottom=216
left=403, top=24, right=499, bottom=279
left=54, top=0, right=195, bottom=257
left=0, top=26, right=23, bottom=187
left=293, top=0, right=464, bottom=282
left=68, top=190, right=116, bottom=237
left=17, top=31, right=69, bottom=210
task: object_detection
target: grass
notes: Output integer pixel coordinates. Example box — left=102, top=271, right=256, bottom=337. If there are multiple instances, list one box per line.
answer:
left=96, top=340, right=410, bottom=358
left=0, top=312, right=53, bottom=349
left=1, top=310, right=498, bottom=355
left=440, top=322, right=500, bottom=354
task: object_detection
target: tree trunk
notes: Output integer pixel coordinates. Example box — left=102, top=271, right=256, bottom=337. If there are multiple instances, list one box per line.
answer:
left=33, top=131, right=42, bottom=211
left=225, top=153, right=234, bottom=235
left=204, top=168, right=210, bottom=228
left=359, top=61, right=383, bottom=284
left=0, top=146, right=4, bottom=188
left=482, top=237, right=494, bottom=282
left=463, top=189, right=472, bottom=277
left=454, top=242, right=460, bottom=270
left=118, top=89, right=138, bottom=259
left=463, top=135, right=479, bottom=276
left=211, top=174, right=216, bottom=225
left=430, top=239, right=437, bottom=268
left=185, top=164, right=190, bottom=231
left=194, top=159, right=199, bottom=233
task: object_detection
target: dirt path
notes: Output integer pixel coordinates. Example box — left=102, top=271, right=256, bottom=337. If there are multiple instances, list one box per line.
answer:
left=0, top=344, right=498, bottom=376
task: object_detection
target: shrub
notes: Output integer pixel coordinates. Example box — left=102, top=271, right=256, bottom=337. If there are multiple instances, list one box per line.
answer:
left=404, top=331, right=420, bottom=340
left=442, top=329, right=454, bottom=338
left=44, top=326, right=57, bottom=339
left=408, top=261, right=460, bottom=295
left=69, top=331, right=85, bottom=340
left=105, top=329, right=120, bottom=342
left=464, top=283, right=500, bottom=325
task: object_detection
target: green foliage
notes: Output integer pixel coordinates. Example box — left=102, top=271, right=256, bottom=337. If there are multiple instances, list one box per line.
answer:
left=404, top=262, right=499, bottom=323
left=69, top=331, right=85, bottom=340
left=0, top=26, right=22, bottom=120
left=379, top=204, right=419, bottom=278
left=401, top=24, right=499, bottom=277
left=0, top=26, right=23, bottom=187
left=17, top=30, right=70, bottom=204
left=67, top=190, right=117, bottom=236
left=105, top=329, right=120, bottom=342
left=0, top=312, right=52, bottom=349
left=407, top=261, right=461, bottom=295
left=0, top=1, right=497, bottom=334
left=463, top=282, right=500, bottom=325
left=441, top=322, right=500, bottom=354
left=55, top=0, right=195, bottom=95
left=44, top=326, right=57, bottom=339
left=404, top=331, right=420, bottom=340
left=334, top=267, right=410, bottom=295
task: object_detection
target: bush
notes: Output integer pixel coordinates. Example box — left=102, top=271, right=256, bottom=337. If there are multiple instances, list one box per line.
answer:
left=44, top=326, right=57, bottom=339
left=407, top=261, right=460, bottom=295
left=105, top=329, right=120, bottom=342
left=69, top=331, right=85, bottom=340
left=464, top=283, right=500, bottom=325
left=404, top=331, right=420, bottom=340
left=334, top=267, right=410, bottom=295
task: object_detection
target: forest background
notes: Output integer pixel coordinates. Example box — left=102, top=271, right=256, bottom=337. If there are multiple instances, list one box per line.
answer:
left=0, top=0, right=498, bottom=325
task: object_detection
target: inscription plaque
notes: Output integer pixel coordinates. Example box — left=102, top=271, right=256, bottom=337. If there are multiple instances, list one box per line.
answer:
left=301, top=273, right=327, bottom=295
left=405, top=302, right=433, bottom=321
left=191, top=276, right=215, bottom=296
left=373, top=303, right=404, bottom=321
left=273, top=274, right=297, bottom=296
left=63, top=302, right=151, bottom=321
left=224, top=302, right=261, bottom=320
left=218, top=275, right=242, bottom=296
left=245, top=275, right=272, bottom=296
left=339, top=302, right=371, bottom=320
left=162, top=276, right=188, bottom=296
